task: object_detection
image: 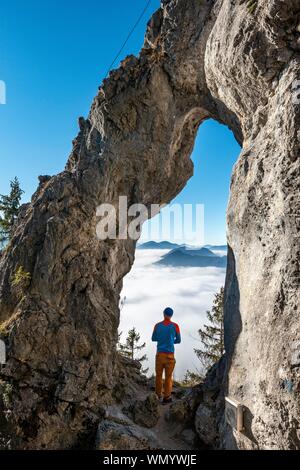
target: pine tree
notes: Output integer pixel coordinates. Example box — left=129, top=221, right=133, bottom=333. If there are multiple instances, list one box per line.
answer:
left=119, top=327, right=149, bottom=374
left=182, top=370, right=203, bottom=387
left=194, top=287, right=225, bottom=373
left=0, top=177, right=24, bottom=246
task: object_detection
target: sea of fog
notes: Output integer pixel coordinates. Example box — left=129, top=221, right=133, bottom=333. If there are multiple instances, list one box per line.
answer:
left=119, top=248, right=226, bottom=380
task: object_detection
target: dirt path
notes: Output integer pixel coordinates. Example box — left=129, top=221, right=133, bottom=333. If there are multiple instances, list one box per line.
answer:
left=99, top=362, right=198, bottom=450
left=152, top=402, right=194, bottom=450
left=137, top=385, right=196, bottom=450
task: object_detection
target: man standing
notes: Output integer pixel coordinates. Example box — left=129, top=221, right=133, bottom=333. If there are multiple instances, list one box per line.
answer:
left=151, top=307, right=181, bottom=404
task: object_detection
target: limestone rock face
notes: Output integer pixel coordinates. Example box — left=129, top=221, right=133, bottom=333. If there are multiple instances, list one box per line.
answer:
left=0, top=0, right=299, bottom=449
left=194, top=359, right=225, bottom=447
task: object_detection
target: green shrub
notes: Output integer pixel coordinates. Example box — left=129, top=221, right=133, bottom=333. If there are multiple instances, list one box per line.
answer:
left=11, top=265, right=31, bottom=299
left=247, top=0, right=257, bottom=14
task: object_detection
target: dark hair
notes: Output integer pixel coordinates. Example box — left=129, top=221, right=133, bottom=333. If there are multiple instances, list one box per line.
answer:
left=163, top=307, right=173, bottom=317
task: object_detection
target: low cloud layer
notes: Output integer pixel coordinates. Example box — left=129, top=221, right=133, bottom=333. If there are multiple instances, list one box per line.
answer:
left=119, top=249, right=226, bottom=379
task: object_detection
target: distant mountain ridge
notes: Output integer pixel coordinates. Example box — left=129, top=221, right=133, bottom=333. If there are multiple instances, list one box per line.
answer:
left=177, top=247, right=217, bottom=257
left=155, top=246, right=227, bottom=268
left=138, top=241, right=227, bottom=251
left=204, top=244, right=227, bottom=251
left=137, top=241, right=181, bottom=250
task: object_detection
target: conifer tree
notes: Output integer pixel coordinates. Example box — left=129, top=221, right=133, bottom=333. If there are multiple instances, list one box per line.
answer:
left=182, top=370, right=203, bottom=386
left=119, top=327, right=149, bottom=374
left=0, top=177, right=24, bottom=246
left=194, top=287, right=225, bottom=372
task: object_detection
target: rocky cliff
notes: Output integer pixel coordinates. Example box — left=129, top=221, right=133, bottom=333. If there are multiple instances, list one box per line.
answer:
left=0, top=0, right=299, bottom=450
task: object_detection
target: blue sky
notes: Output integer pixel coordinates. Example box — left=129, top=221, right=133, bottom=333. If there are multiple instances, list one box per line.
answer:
left=0, top=0, right=240, bottom=245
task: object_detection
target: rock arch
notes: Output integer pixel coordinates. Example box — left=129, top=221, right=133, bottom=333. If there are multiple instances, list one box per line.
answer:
left=0, top=0, right=299, bottom=449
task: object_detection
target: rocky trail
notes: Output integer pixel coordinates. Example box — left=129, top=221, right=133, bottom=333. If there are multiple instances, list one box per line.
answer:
left=96, top=356, right=204, bottom=451
left=151, top=400, right=194, bottom=451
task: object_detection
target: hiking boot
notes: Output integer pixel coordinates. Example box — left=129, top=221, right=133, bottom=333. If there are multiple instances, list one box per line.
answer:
left=162, top=396, right=172, bottom=405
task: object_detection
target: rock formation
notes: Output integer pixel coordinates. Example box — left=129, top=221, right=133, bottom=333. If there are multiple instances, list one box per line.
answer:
left=0, top=0, right=299, bottom=449
left=96, top=367, right=199, bottom=451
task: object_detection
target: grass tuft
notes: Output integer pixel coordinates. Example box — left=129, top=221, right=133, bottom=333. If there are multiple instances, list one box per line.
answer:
left=11, top=266, right=31, bottom=299
left=247, top=0, right=258, bottom=14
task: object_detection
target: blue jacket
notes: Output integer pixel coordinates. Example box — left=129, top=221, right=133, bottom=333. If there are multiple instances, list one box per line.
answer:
left=152, top=319, right=181, bottom=354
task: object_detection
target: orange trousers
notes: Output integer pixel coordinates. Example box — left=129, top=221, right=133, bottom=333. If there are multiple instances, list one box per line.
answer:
left=155, top=353, right=176, bottom=399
